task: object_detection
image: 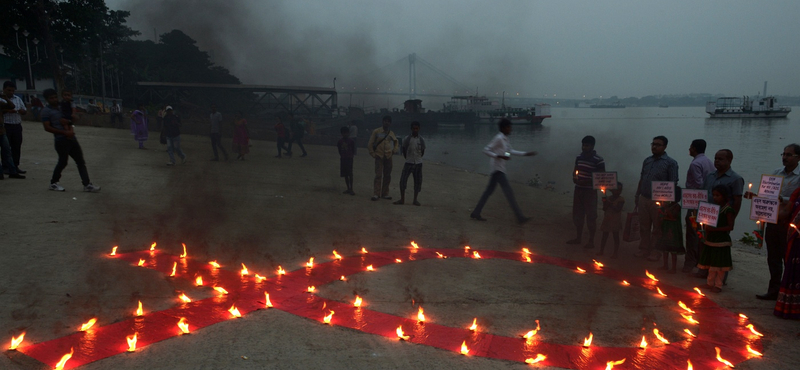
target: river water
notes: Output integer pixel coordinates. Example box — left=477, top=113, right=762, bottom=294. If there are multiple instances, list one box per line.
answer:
left=421, top=106, right=800, bottom=241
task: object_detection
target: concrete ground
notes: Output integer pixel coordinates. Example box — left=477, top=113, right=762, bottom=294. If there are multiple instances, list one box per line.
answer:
left=1, top=121, right=798, bottom=369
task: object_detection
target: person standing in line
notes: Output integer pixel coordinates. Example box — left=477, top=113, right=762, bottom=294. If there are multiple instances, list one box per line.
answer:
left=209, top=105, right=228, bottom=161
left=746, top=144, right=800, bottom=300
left=774, top=186, right=800, bottom=318
left=40, top=88, right=99, bottom=192
left=338, top=126, right=356, bottom=195
left=683, top=139, right=716, bottom=273
left=162, top=106, right=186, bottom=166
left=1, top=81, right=27, bottom=174
left=634, top=135, right=679, bottom=261
left=0, top=98, right=24, bottom=179
left=232, top=112, right=250, bottom=161
left=394, top=121, right=425, bottom=206
left=286, top=113, right=308, bottom=157
left=697, top=185, right=735, bottom=293
left=110, top=100, right=123, bottom=126
left=274, top=116, right=290, bottom=158
left=567, top=135, right=605, bottom=249
left=655, top=186, right=685, bottom=274
left=367, top=116, right=398, bottom=201
left=469, top=118, right=537, bottom=224
left=130, top=104, right=149, bottom=149
left=598, top=182, right=625, bottom=258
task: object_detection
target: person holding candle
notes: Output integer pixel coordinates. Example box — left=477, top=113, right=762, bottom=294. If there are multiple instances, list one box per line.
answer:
left=775, top=186, right=800, bottom=318
left=683, top=139, right=716, bottom=273
left=697, top=185, right=735, bottom=293
left=655, top=186, right=685, bottom=273
left=567, top=136, right=605, bottom=249
left=634, top=136, right=679, bottom=261
left=598, top=182, right=625, bottom=258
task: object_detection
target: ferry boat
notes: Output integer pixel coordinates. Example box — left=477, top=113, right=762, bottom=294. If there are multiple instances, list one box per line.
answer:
left=705, top=96, right=791, bottom=118
left=445, top=95, right=551, bottom=124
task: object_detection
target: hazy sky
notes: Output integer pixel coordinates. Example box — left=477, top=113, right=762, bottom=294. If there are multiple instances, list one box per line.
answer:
left=108, top=0, right=800, bottom=99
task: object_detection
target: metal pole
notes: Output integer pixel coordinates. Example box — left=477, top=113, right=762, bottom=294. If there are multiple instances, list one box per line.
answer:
left=25, top=38, right=35, bottom=90
left=100, top=45, right=106, bottom=110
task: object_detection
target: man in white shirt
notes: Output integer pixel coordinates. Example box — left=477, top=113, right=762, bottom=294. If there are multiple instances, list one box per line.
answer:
left=1, top=81, right=27, bottom=174
left=394, top=121, right=425, bottom=206
left=470, top=119, right=537, bottom=224
left=109, top=100, right=123, bottom=126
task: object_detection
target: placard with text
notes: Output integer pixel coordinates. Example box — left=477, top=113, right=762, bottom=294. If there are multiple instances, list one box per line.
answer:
left=758, top=174, right=784, bottom=199
left=696, top=201, right=720, bottom=227
left=592, top=172, right=618, bottom=190
left=681, top=189, right=708, bottom=209
left=651, top=181, right=676, bottom=202
left=749, top=196, right=780, bottom=224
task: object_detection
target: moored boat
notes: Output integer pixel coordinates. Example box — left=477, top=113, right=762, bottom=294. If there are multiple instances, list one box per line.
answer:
left=705, top=96, right=790, bottom=118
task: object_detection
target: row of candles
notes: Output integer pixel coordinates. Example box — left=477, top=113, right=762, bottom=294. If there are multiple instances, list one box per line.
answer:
left=7, top=242, right=764, bottom=369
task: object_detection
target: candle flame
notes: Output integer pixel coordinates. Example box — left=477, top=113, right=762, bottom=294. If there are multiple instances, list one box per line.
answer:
left=522, top=247, right=530, bottom=254
left=54, top=347, right=73, bottom=370
left=576, top=266, right=586, bottom=273
left=110, top=246, right=117, bottom=256
left=656, top=202, right=661, bottom=206
left=354, top=296, right=362, bottom=307
left=254, top=274, right=267, bottom=282
left=739, top=313, right=748, bottom=319
left=525, top=354, right=546, bottom=364
left=323, top=310, right=334, bottom=324
left=361, top=247, right=368, bottom=254
left=180, top=243, right=187, bottom=258
left=746, top=324, right=764, bottom=337
left=687, top=359, right=694, bottom=370
left=436, top=252, right=447, bottom=259
left=229, top=305, right=242, bottom=318
left=137, top=259, right=145, bottom=267
left=746, top=344, right=763, bottom=357
left=306, top=257, right=314, bottom=268
left=460, top=341, right=469, bottom=355
left=277, top=266, right=286, bottom=275
left=681, top=313, right=699, bottom=325
left=417, top=306, right=426, bottom=322
left=693, top=287, right=705, bottom=296
left=411, top=241, right=419, bottom=249
left=170, top=261, right=177, bottom=277
left=9, top=333, right=24, bottom=350
left=332, top=250, right=342, bottom=260
left=524, top=255, right=532, bottom=263
left=396, top=326, right=410, bottom=340
left=150, top=242, right=156, bottom=251
left=395, top=259, right=402, bottom=263
left=536, top=319, right=540, bottom=330
left=340, top=275, right=346, bottom=281
left=178, top=317, right=190, bottom=334
left=240, top=263, right=249, bottom=276
left=622, top=280, right=630, bottom=286
left=307, top=286, right=316, bottom=293
left=472, top=251, right=482, bottom=259
left=135, top=301, right=143, bottom=316
left=601, top=188, right=606, bottom=194
left=265, top=292, right=274, bottom=308
left=213, top=286, right=228, bottom=295
left=678, top=301, right=695, bottom=314
left=209, top=260, right=221, bottom=268
left=464, top=245, right=471, bottom=251
left=605, top=359, right=626, bottom=370
left=715, top=347, right=734, bottom=367
left=639, top=335, right=647, bottom=349
left=366, top=265, right=374, bottom=271
left=79, top=318, right=97, bottom=331
left=469, top=318, right=477, bottom=331
left=195, top=276, right=204, bottom=286
left=645, top=270, right=659, bottom=281
left=583, top=332, right=593, bottom=347
left=523, top=329, right=538, bottom=339
left=653, top=328, right=670, bottom=344
left=656, top=287, right=667, bottom=297
left=593, top=259, right=604, bottom=268
left=126, top=333, right=137, bottom=352
left=684, top=328, right=697, bottom=337
left=179, top=293, right=191, bottom=303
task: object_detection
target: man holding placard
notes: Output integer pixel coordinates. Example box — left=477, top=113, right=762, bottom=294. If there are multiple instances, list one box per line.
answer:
left=683, top=140, right=715, bottom=273
left=634, top=136, right=679, bottom=261
left=747, top=144, right=800, bottom=300
left=567, top=136, right=606, bottom=249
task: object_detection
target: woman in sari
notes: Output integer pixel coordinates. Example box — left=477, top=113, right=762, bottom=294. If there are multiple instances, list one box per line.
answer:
left=130, top=104, right=149, bottom=149
left=775, top=187, right=800, bottom=319
left=232, top=112, right=250, bottom=160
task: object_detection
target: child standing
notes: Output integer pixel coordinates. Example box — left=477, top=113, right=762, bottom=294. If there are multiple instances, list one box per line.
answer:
left=337, top=126, right=356, bottom=195
left=697, top=185, right=735, bottom=292
left=655, top=186, right=685, bottom=273
left=598, top=182, right=625, bottom=258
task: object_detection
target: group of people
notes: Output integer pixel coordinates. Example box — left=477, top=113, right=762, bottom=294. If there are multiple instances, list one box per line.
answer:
left=272, top=114, right=308, bottom=158
left=569, top=133, right=800, bottom=318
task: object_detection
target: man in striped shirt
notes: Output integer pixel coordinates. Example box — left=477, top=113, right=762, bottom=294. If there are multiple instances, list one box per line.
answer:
left=567, top=136, right=605, bottom=249
left=634, top=135, right=679, bottom=261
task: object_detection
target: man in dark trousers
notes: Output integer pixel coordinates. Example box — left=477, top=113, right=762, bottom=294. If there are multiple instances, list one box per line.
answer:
left=683, top=139, right=715, bottom=273
left=634, top=135, right=679, bottom=261
left=567, top=136, right=605, bottom=249
left=286, top=113, right=307, bottom=157
left=394, top=121, right=425, bottom=206
left=209, top=105, right=228, bottom=161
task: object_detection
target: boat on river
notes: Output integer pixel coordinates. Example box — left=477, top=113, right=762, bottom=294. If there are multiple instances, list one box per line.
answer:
left=590, top=101, right=625, bottom=108
left=444, top=95, right=551, bottom=124
left=705, top=96, right=791, bottom=118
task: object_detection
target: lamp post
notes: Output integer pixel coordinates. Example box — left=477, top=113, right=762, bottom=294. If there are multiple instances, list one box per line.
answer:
left=12, top=24, right=41, bottom=91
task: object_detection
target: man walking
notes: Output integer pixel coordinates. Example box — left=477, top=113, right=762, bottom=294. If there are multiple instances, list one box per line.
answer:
left=750, top=144, right=800, bottom=300
left=209, top=105, right=228, bottom=161
left=683, top=139, right=715, bottom=273
left=162, top=106, right=186, bottom=166
left=1, top=81, right=27, bottom=174
left=567, top=136, right=605, bottom=249
left=634, top=135, right=679, bottom=261
left=470, top=118, right=537, bottom=224
left=394, top=121, right=425, bottom=206
left=286, top=114, right=308, bottom=157
left=367, top=116, right=398, bottom=201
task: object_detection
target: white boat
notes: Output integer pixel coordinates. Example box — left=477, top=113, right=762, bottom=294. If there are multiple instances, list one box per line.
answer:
left=705, top=96, right=790, bottom=118
left=444, top=96, right=551, bottom=124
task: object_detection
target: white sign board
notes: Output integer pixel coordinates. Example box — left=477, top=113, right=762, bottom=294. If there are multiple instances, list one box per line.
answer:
left=758, top=174, right=783, bottom=199
left=652, top=181, right=676, bottom=202
left=696, top=201, right=721, bottom=228
left=749, top=196, right=780, bottom=224
left=592, top=172, right=618, bottom=190
left=681, top=189, right=708, bottom=209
